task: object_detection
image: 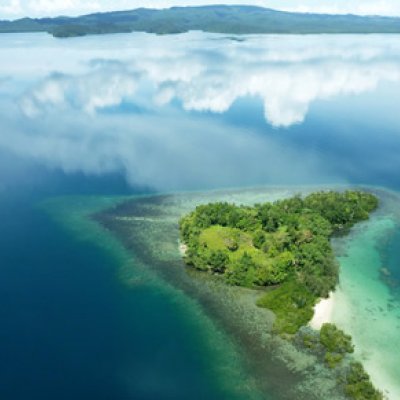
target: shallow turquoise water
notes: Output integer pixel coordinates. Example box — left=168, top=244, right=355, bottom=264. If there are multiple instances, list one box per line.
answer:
left=332, top=215, right=400, bottom=399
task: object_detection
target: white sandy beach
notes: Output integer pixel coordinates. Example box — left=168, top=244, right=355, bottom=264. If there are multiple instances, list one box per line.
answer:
left=309, top=292, right=335, bottom=330
left=179, top=242, right=188, bottom=256
left=330, top=217, right=400, bottom=400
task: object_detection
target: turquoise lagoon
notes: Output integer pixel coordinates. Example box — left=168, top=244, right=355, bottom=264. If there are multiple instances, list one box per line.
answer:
left=332, top=191, right=400, bottom=399
left=0, top=32, right=400, bottom=399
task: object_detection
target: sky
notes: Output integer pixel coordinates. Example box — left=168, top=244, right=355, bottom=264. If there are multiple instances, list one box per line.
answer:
left=1, top=0, right=400, bottom=20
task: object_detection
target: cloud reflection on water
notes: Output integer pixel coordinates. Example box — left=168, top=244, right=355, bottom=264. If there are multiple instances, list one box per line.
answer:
left=1, top=32, right=400, bottom=190
left=18, top=33, right=400, bottom=127
left=1, top=97, right=330, bottom=189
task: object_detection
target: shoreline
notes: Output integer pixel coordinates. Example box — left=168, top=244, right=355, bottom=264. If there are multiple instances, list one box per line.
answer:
left=330, top=216, right=400, bottom=400
left=174, top=186, right=400, bottom=399
left=42, top=195, right=266, bottom=400
left=96, top=185, right=353, bottom=399
left=309, top=292, right=335, bottom=330
left=47, top=185, right=400, bottom=400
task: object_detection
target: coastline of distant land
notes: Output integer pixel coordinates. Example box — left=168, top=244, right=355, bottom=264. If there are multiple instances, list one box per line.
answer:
left=1, top=5, right=400, bottom=38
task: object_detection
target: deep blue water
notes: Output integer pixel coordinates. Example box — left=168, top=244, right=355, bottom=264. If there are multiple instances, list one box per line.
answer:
left=0, top=174, right=230, bottom=400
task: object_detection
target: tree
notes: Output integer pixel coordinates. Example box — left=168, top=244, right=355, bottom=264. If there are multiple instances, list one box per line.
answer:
left=345, top=362, right=383, bottom=400
left=208, top=250, right=229, bottom=273
left=226, top=252, right=255, bottom=287
left=320, top=323, right=354, bottom=354
left=252, top=230, right=266, bottom=249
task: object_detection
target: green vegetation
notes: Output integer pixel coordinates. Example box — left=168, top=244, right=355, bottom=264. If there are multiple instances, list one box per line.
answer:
left=257, top=281, right=315, bottom=334
left=299, top=323, right=354, bottom=367
left=1, top=6, right=400, bottom=37
left=320, top=323, right=354, bottom=354
left=180, top=190, right=382, bottom=398
left=344, top=362, right=383, bottom=400
left=298, top=324, right=381, bottom=398
left=320, top=323, right=354, bottom=367
left=180, top=190, right=378, bottom=334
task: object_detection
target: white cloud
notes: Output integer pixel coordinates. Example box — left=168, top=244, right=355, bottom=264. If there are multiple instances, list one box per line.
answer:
left=0, top=0, right=22, bottom=15
left=3, top=32, right=378, bottom=189
left=1, top=97, right=337, bottom=190
left=27, top=0, right=100, bottom=15
left=21, top=69, right=138, bottom=116
left=278, top=0, right=400, bottom=16
left=1, top=32, right=400, bottom=191
left=18, top=33, right=400, bottom=127
left=0, top=0, right=102, bottom=18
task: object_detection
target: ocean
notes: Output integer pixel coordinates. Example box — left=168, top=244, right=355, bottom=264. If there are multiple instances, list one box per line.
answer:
left=0, top=32, right=399, bottom=399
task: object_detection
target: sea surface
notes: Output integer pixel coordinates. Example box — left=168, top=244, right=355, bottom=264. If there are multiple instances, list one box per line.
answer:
left=0, top=32, right=400, bottom=399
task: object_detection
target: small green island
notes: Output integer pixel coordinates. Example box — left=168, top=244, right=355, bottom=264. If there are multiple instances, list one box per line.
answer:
left=179, top=190, right=383, bottom=400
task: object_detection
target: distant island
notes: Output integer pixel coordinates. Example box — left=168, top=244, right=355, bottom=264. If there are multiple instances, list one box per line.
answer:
left=180, top=190, right=383, bottom=399
left=1, top=5, right=400, bottom=38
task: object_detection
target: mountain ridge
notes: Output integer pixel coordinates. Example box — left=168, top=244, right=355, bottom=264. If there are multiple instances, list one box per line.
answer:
left=1, top=5, right=399, bottom=37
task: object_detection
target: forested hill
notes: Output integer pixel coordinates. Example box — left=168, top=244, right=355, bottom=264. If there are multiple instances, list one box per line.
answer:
left=1, top=5, right=400, bottom=38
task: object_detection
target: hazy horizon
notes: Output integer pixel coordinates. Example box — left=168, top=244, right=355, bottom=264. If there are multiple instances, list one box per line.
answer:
left=2, top=0, right=400, bottom=21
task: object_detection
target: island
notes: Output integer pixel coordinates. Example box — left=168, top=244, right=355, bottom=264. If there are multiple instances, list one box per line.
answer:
left=179, top=190, right=382, bottom=400
left=1, top=6, right=400, bottom=37
left=48, top=186, right=397, bottom=399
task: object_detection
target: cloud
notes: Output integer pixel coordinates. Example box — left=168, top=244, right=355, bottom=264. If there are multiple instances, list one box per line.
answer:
left=20, top=69, right=139, bottom=116
left=1, top=32, right=399, bottom=191
left=277, top=0, right=400, bottom=17
left=1, top=97, right=337, bottom=190
left=0, top=0, right=100, bottom=18
left=29, top=0, right=100, bottom=14
left=0, top=0, right=22, bottom=16
left=18, top=33, right=400, bottom=127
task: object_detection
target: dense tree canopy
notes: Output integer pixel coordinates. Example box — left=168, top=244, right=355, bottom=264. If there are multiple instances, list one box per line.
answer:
left=180, top=190, right=381, bottom=399
left=180, top=191, right=378, bottom=333
left=345, top=362, right=383, bottom=400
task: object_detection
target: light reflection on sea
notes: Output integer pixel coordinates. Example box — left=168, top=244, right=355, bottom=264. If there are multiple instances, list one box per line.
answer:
left=0, top=32, right=400, bottom=191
